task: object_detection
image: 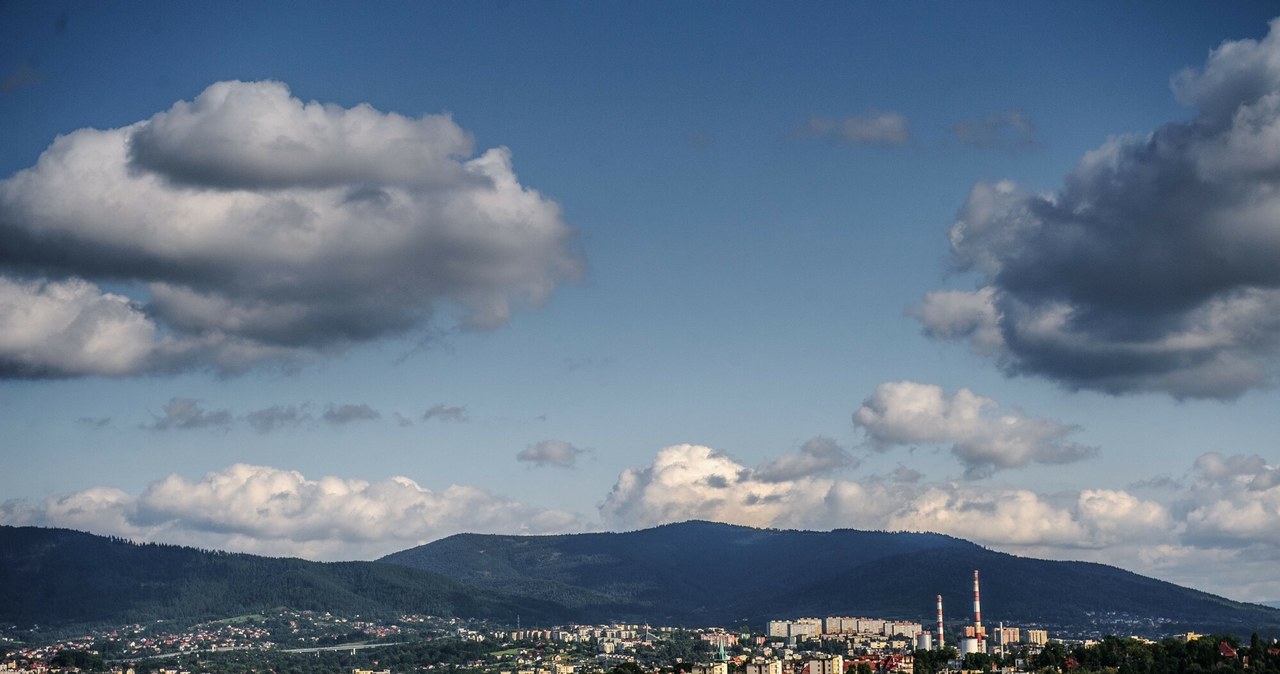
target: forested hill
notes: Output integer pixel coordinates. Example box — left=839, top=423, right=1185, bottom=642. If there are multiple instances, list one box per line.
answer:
left=5, top=523, right=1278, bottom=638
left=0, top=526, right=564, bottom=631
left=380, top=520, right=1280, bottom=637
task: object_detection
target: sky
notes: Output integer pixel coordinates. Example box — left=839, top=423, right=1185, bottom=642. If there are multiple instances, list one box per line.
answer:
left=1, top=1, right=1279, bottom=606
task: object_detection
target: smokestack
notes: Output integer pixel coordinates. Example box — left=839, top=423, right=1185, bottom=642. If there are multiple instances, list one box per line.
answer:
left=973, top=569, right=983, bottom=652
left=936, top=594, right=945, bottom=649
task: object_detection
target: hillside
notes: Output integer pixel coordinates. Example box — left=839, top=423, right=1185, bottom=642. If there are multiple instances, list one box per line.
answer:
left=380, top=520, right=1280, bottom=637
left=4, top=522, right=1277, bottom=638
left=0, top=526, right=565, bottom=631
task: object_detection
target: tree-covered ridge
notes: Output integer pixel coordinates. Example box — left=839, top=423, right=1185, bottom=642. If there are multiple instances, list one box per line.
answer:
left=0, top=526, right=564, bottom=631
left=381, top=521, right=1280, bottom=636
left=5, top=523, right=1280, bottom=638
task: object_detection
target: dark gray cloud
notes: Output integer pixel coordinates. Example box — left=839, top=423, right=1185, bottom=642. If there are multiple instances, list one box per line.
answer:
left=146, top=398, right=233, bottom=431
left=322, top=403, right=380, bottom=425
left=755, top=436, right=857, bottom=482
left=917, top=19, right=1280, bottom=399
left=950, top=109, right=1037, bottom=151
left=1127, top=475, right=1185, bottom=491
left=517, top=439, right=588, bottom=468
left=891, top=465, right=924, bottom=483
left=1194, top=452, right=1280, bottom=491
left=78, top=416, right=111, bottom=429
left=245, top=405, right=311, bottom=433
left=0, top=80, right=582, bottom=378
left=422, top=404, right=468, bottom=423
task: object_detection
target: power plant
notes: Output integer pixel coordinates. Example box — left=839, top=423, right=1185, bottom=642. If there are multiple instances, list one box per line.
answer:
left=973, top=569, right=984, bottom=652
left=941, top=569, right=987, bottom=655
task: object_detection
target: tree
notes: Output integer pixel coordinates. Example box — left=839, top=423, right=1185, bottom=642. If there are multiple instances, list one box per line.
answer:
left=962, top=652, right=992, bottom=671
left=1035, top=642, right=1066, bottom=673
left=611, top=662, right=648, bottom=674
left=50, top=649, right=107, bottom=672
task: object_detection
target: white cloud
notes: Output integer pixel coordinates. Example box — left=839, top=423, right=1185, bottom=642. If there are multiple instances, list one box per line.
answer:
left=517, top=439, right=589, bottom=468
left=1, top=464, right=582, bottom=560
left=599, top=443, right=859, bottom=530
left=1183, top=452, right=1280, bottom=548
left=0, top=80, right=582, bottom=378
left=912, top=287, right=1005, bottom=356
left=2, top=447, right=1277, bottom=599
left=0, top=277, right=157, bottom=378
left=599, top=442, right=1164, bottom=552
left=596, top=443, right=1280, bottom=596
left=852, top=381, right=1096, bottom=478
left=886, top=486, right=1084, bottom=547
left=127, top=80, right=475, bottom=190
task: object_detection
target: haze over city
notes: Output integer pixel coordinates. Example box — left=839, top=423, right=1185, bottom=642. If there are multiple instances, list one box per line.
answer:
left=1, top=2, right=1278, bottom=605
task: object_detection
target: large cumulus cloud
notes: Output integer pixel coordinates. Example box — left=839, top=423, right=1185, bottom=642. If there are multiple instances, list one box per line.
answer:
left=2, top=445, right=1276, bottom=598
left=599, top=443, right=897, bottom=530
left=917, top=19, right=1280, bottom=398
left=0, top=80, right=581, bottom=378
left=598, top=443, right=1277, bottom=598
left=0, top=464, right=582, bottom=559
left=598, top=442, right=1165, bottom=552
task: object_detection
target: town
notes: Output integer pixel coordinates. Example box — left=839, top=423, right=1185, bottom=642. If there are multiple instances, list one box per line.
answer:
left=3, top=569, right=1277, bottom=674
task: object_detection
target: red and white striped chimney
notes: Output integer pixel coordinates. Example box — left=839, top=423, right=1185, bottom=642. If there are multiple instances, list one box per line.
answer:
left=936, top=594, right=945, bottom=649
left=973, top=569, right=983, bottom=652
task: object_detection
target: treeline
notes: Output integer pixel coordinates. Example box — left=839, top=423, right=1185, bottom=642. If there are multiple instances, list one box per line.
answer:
left=1064, top=634, right=1280, bottom=674
left=0, top=526, right=565, bottom=631
left=120, top=637, right=493, bottom=674
left=915, top=633, right=1280, bottom=674
left=381, top=523, right=1280, bottom=635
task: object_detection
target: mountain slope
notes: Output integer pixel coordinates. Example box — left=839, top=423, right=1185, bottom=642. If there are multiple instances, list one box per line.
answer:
left=0, top=526, right=565, bottom=630
left=5, top=522, right=1276, bottom=638
left=380, top=520, right=1280, bottom=636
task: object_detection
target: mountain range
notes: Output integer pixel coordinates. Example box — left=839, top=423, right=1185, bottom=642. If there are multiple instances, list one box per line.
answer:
left=3, top=522, right=1278, bottom=638
left=0, top=526, right=563, bottom=631
left=380, top=521, right=1280, bottom=636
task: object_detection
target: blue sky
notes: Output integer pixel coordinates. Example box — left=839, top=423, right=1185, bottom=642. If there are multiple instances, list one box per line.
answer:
left=2, top=2, right=1280, bottom=604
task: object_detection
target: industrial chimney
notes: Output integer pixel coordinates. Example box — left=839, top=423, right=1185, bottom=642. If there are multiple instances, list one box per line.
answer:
left=936, top=594, right=945, bottom=649
left=973, top=569, right=984, bottom=653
